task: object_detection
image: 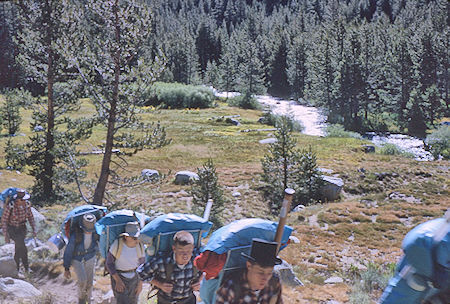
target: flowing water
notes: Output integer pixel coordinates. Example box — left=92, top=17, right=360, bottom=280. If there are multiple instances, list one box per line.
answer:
left=214, top=90, right=433, bottom=160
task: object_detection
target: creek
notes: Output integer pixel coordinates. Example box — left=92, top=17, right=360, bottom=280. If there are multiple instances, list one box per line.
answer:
left=214, top=91, right=433, bottom=161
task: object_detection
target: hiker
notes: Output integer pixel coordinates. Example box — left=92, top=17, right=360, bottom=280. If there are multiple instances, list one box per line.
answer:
left=1, top=189, right=35, bottom=273
left=215, top=238, right=283, bottom=304
left=137, top=230, right=203, bottom=304
left=106, top=221, right=145, bottom=304
left=63, top=213, right=99, bottom=304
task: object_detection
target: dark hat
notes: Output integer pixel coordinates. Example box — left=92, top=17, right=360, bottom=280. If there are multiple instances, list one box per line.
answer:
left=241, top=238, right=282, bottom=267
left=80, top=213, right=96, bottom=233
left=13, top=189, right=30, bottom=200
left=120, top=221, right=141, bottom=238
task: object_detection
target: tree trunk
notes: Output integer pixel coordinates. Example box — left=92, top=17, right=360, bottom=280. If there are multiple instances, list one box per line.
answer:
left=43, top=0, right=54, bottom=200
left=92, top=0, right=120, bottom=205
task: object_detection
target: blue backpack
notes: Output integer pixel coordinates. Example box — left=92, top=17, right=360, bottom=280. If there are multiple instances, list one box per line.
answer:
left=0, top=187, right=30, bottom=220
left=95, top=209, right=150, bottom=259
left=379, top=216, right=450, bottom=304
left=199, top=218, right=293, bottom=304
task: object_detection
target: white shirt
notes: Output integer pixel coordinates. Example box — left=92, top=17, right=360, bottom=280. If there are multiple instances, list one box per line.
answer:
left=110, top=239, right=141, bottom=278
left=83, top=233, right=92, bottom=250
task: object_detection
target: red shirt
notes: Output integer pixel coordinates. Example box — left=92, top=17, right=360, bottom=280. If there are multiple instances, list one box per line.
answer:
left=2, top=200, right=35, bottom=236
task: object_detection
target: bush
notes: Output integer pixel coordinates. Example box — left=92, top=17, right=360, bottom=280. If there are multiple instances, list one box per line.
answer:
left=379, top=143, right=413, bottom=158
left=426, top=125, right=450, bottom=160
left=190, top=159, right=226, bottom=229
left=260, top=110, right=303, bottom=132
left=227, top=93, right=260, bottom=110
left=144, top=82, right=214, bottom=109
left=326, top=124, right=362, bottom=139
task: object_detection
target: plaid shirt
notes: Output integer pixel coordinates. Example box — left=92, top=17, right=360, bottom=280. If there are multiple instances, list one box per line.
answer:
left=137, top=253, right=201, bottom=300
left=215, top=270, right=283, bottom=304
left=1, top=200, right=35, bottom=236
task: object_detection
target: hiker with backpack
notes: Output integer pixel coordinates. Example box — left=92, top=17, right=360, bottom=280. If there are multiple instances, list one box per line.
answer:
left=215, top=238, right=284, bottom=304
left=1, top=189, right=35, bottom=274
left=63, top=213, right=99, bottom=304
left=105, top=221, right=145, bottom=304
left=137, top=230, right=203, bottom=304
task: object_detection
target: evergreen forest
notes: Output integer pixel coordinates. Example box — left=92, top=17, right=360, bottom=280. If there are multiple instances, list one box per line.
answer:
left=0, top=0, right=448, bottom=136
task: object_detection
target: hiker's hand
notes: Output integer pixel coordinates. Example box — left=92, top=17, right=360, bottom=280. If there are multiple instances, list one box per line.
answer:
left=136, top=280, right=143, bottom=295
left=114, top=277, right=126, bottom=293
left=4, top=236, right=10, bottom=243
left=159, top=282, right=173, bottom=293
left=64, top=270, right=71, bottom=279
left=191, top=280, right=201, bottom=291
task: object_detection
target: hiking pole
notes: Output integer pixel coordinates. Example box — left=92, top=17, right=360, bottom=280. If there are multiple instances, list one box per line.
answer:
left=274, top=188, right=295, bottom=251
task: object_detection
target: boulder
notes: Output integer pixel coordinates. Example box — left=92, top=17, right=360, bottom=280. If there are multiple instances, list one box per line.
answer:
left=0, top=257, right=18, bottom=277
left=259, top=138, right=277, bottom=144
left=362, top=145, right=375, bottom=153
left=232, top=192, right=241, bottom=197
left=141, top=169, right=160, bottom=181
left=0, top=244, right=15, bottom=258
left=0, top=277, right=41, bottom=298
left=174, top=171, right=199, bottom=185
left=324, top=276, right=344, bottom=284
left=31, top=207, right=45, bottom=225
left=320, top=176, right=344, bottom=201
left=225, top=118, right=240, bottom=126
left=274, top=260, right=303, bottom=287
left=292, top=205, right=305, bottom=212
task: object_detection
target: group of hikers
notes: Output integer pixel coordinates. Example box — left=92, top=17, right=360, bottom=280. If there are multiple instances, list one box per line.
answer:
left=2, top=188, right=284, bottom=304
left=1, top=188, right=449, bottom=304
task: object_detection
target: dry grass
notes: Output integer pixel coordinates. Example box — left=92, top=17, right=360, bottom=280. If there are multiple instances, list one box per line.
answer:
left=0, top=97, right=449, bottom=303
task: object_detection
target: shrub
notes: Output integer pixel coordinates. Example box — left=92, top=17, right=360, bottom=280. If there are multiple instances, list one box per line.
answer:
left=261, top=117, right=322, bottom=212
left=259, top=109, right=303, bottom=132
left=0, top=89, right=23, bottom=136
left=190, top=159, right=226, bottom=229
left=144, top=82, right=214, bottom=109
left=426, top=125, right=450, bottom=160
left=227, top=92, right=260, bottom=110
left=326, top=124, right=362, bottom=139
left=379, top=143, right=414, bottom=158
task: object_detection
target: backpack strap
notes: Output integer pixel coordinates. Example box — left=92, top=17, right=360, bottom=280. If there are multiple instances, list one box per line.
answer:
left=114, top=237, right=145, bottom=260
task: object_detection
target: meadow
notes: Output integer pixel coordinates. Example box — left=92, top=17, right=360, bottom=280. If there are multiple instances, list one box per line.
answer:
left=0, top=96, right=448, bottom=303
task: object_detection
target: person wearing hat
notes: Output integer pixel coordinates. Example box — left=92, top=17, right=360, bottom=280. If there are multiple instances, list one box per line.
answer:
left=1, top=189, right=35, bottom=273
left=106, top=221, right=145, bottom=304
left=215, top=238, right=284, bottom=304
left=137, top=230, right=203, bottom=304
left=63, top=213, right=100, bottom=304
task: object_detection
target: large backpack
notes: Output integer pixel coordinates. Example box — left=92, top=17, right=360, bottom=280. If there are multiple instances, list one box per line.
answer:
left=379, top=216, right=450, bottom=304
left=0, top=187, right=29, bottom=220
left=95, top=209, right=150, bottom=259
left=61, top=204, right=107, bottom=240
left=139, top=213, right=212, bottom=298
left=139, top=212, right=213, bottom=257
left=197, top=218, right=293, bottom=304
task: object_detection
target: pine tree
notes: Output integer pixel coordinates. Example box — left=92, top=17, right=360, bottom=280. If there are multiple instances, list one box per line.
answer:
left=0, top=89, right=22, bottom=136
left=14, top=0, right=83, bottom=203
left=287, top=35, right=308, bottom=101
left=261, top=116, right=299, bottom=212
left=292, top=147, right=323, bottom=206
left=190, top=159, right=226, bottom=229
left=268, top=34, right=290, bottom=98
left=65, top=0, right=171, bottom=205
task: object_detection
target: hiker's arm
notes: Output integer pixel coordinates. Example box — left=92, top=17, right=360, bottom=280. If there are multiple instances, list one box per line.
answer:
left=105, top=252, right=118, bottom=275
left=63, top=234, right=76, bottom=271
left=1, top=206, right=11, bottom=242
left=150, top=278, right=173, bottom=293
left=26, top=205, right=36, bottom=236
left=136, top=257, right=157, bottom=281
